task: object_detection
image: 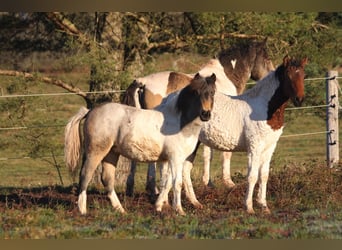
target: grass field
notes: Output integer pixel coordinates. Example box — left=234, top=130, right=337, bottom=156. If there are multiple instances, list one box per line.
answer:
left=0, top=54, right=342, bottom=239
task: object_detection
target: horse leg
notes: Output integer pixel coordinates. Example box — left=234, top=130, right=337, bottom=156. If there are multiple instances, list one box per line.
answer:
left=256, top=145, right=277, bottom=214
left=146, top=162, right=159, bottom=200
left=183, top=160, right=203, bottom=209
left=125, top=160, right=136, bottom=197
left=245, top=152, right=260, bottom=214
left=169, top=158, right=186, bottom=215
left=155, top=162, right=172, bottom=212
left=221, top=151, right=236, bottom=188
left=256, top=162, right=271, bottom=215
left=183, top=141, right=203, bottom=208
left=202, top=145, right=213, bottom=186
left=78, top=154, right=104, bottom=215
left=102, top=153, right=126, bottom=214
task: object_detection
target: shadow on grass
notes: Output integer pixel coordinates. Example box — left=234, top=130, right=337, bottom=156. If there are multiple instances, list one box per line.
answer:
left=0, top=163, right=341, bottom=215
left=0, top=184, right=159, bottom=213
left=0, top=185, right=79, bottom=210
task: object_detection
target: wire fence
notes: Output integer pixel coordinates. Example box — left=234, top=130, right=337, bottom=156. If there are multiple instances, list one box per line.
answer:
left=0, top=75, right=340, bottom=162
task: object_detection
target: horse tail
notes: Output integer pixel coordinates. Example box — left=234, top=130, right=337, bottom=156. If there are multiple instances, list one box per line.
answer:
left=120, top=80, right=144, bottom=108
left=64, top=106, right=89, bottom=174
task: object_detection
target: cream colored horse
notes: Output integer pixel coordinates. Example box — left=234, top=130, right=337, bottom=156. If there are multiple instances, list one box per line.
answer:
left=64, top=73, right=216, bottom=215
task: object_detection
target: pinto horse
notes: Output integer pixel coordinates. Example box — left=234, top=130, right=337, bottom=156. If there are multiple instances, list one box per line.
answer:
left=122, top=39, right=275, bottom=196
left=64, top=73, right=216, bottom=215
left=157, top=56, right=308, bottom=215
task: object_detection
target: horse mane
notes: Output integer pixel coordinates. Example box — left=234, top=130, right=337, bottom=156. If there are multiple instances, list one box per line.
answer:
left=267, top=57, right=306, bottom=121
left=176, top=75, right=203, bottom=113
left=176, top=78, right=201, bottom=128
left=120, top=80, right=144, bottom=107
left=241, top=57, right=304, bottom=128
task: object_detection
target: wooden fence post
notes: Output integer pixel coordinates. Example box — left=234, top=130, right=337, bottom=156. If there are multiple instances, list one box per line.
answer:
left=326, top=70, right=339, bottom=167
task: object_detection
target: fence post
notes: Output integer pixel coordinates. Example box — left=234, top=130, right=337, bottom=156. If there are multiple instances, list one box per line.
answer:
left=326, top=70, right=339, bottom=167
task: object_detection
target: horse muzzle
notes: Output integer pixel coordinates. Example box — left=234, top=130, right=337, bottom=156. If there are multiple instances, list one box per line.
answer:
left=292, top=96, right=304, bottom=107
left=200, top=110, right=211, bottom=121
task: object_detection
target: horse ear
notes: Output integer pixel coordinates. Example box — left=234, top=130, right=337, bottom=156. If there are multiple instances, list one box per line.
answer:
left=194, top=73, right=201, bottom=80
left=208, top=73, right=216, bottom=84
left=283, top=55, right=291, bottom=67
left=205, top=73, right=216, bottom=85
left=301, top=57, right=308, bottom=66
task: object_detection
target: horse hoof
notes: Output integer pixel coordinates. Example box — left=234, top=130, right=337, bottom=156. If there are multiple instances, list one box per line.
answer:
left=193, top=201, right=204, bottom=209
left=79, top=210, right=87, bottom=216
left=155, top=202, right=165, bottom=212
left=224, top=180, right=236, bottom=189
left=119, top=209, right=127, bottom=214
left=78, top=206, right=87, bottom=215
left=202, top=177, right=210, bottom=186
left=155, top=205, right=162, bottom=212
left=246, top=208, right=256, bottom=215
left=158, top=201, right=170, bottom=209
left=114, top=206, right=127, bottom=214
left=206, top=180, right=215, bottom=188
left=262, top=207, right=271, bottom=215
left=125, top=189, right=134, bottom=197
left=176, top=208, right=186, bottom=216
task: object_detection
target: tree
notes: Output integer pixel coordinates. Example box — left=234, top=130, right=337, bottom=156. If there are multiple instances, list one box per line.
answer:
left=2, top=12, right=340, bottom=97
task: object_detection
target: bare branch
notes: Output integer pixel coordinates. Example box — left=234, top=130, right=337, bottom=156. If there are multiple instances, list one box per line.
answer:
left=44, top=12, right=91, bottom=47
left=45, top=12, right=84, bottom=36
left=147, top=32, right=265, bottom=50
left=147, top=32, right=289, bottom=51
left=0, top=69, right=87, bottom=98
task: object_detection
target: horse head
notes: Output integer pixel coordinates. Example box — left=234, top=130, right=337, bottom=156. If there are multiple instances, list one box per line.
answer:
left=217, top=39, right=274, bottom=94
left=280, top=55, right=308, bottom=107
left=197, top=73, right=217, bottom=121
left=250, top=38, right=275, bottom=81
left=176, top=73, right=216, bottom=128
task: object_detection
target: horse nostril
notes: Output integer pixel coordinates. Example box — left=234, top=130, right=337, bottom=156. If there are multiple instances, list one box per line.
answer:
left=200, top=111, right=211, bottom=121
left=294, top=96, right=304, bottom=107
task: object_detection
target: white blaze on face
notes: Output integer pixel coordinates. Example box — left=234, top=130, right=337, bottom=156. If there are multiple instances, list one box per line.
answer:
left=231, top=59, right=237, bottom=69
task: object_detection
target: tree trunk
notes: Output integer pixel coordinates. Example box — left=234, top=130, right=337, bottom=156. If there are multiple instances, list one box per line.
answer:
left=88, top=12, right=132, bottom=187
left=87, top=12, right=125, bottom=108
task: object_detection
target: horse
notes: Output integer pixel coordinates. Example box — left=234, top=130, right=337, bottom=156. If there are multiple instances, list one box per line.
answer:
left=64, top=73, right=216, bottom=215
left=156, top=56, right=308, bottom=215
left=121, top=39, right=275, bottom=197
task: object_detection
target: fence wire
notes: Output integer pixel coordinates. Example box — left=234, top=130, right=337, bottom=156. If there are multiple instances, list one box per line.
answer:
left=0, top=75, right=339, bottom=162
